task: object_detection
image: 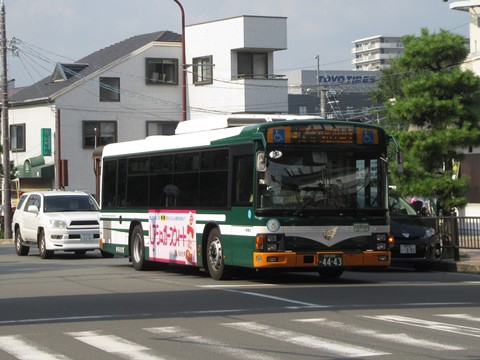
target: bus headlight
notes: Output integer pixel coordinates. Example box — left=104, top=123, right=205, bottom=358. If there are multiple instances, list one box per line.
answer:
left=374, top=233, right=387, bottom=251
left=375, top=234, right=386, bottom=242
left=256, top=233, right=284, bottom=252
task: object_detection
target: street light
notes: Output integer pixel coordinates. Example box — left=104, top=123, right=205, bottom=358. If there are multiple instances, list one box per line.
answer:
left=173, top=0, right=187, bottom=121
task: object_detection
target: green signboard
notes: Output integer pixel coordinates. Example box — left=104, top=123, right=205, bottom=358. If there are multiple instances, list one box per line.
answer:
left=41, top=128, right=51, bottom=156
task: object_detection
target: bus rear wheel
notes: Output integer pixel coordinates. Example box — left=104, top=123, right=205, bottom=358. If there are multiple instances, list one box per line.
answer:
left=131, top=225, right=149, bottom=271
left=206, top=229, right=232, bottom=280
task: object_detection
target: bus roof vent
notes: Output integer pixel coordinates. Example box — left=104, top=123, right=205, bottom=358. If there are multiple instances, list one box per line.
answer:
left=175, top=115, right=268, bottom=134
left=175, top=114, right=324, bottom=135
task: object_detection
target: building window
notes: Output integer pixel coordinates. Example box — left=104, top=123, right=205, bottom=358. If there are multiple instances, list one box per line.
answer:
left=237, top=52, right=268, bottom=79
left=146, top=121, right=178, bottom=136
left=99, top=77, right=120, bottom=102
left=145, top=58, right=178, bottom=84
left=83, top=121, right=117, bottom=148
left=298, top=106, right=307, bottom=115
left=192, top=55, right=213, bottom=85
left=10, top=124, right=25, bottom=152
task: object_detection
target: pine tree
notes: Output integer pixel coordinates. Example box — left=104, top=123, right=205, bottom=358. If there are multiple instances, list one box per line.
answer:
left=372, top=28, right=480, bottom=213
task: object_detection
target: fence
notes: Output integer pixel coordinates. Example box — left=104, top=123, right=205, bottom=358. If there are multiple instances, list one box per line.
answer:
left=422, top=216, right=480, bottom=260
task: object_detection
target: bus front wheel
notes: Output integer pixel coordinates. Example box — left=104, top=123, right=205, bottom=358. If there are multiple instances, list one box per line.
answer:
left=131, top=225, right=149, bottom=271
left=206, top=229, right=232, bottom=280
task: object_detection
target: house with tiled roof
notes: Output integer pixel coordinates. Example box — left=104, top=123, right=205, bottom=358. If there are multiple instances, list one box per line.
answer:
left=8, top=15, right=288, bottom=197
left=9, top=30, right=183, bottom=196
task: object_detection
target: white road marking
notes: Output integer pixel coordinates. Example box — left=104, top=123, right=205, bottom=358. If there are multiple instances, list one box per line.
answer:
left=365, top=315, right=480, bottom=338
left=146, top=326, right=277, bottom=360
left=0, top=335, right=70, bottom=360
left=437, top=313, right=480, bottom=322
left=223, top=321, right=390, bottom=358
left=294, top=318, right=463, bottom=351
left=218, top=288, right=327, bottom=308
left=66, top=331, right=164, bottom=360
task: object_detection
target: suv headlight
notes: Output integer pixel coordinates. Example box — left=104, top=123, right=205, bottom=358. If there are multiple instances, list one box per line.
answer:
left=51, top=219, right=67, bottom=228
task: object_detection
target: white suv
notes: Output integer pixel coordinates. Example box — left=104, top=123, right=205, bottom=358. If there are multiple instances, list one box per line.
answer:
left=13, top=191, right=111, bottom=259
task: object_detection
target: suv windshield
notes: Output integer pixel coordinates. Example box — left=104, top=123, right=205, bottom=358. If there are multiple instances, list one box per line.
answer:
left=256, top=148, right=385, bottom=215
left=44, top=195, right=99, bottom=213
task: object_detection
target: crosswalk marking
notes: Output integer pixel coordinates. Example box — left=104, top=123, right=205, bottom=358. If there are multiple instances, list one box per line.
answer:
left=437, top=313, right=480, bottom=322
left=222, top=321, right=390, bottom=358
left=145, top=326, right=277, bottom=360
left=66, top=331, right=164, bottom=360
left=294, top=318, right=463, bottom=351
left=1, top=313, right=479, bottom=359
left=0, top=335, right=71, bottom=360
left=364, top=315, right=480, bottom=338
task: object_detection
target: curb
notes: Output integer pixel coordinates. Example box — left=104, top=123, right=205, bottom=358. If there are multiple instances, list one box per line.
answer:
left=432, top=259, right=480, bottom=275
left=0, top=238, right=13, bottom=245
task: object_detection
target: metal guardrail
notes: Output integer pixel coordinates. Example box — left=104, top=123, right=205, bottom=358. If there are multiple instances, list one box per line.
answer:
left=422, top=216, right=480, bottom=261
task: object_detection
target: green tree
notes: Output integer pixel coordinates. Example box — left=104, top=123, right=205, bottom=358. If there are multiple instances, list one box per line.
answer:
left=372, top=28, right=480, bottom=213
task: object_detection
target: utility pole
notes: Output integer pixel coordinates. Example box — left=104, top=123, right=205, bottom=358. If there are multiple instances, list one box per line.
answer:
left=0, top=0, right=11, bottom=239
left=173, top=0, right=187, bottom=121
left=315, top=55, right=327, bottom=118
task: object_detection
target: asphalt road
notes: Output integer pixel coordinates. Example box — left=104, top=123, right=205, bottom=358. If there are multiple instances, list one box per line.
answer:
left=1, top=244, right=480, bottom=360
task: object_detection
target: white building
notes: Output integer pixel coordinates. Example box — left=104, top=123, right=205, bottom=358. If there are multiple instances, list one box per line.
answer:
left=186, top=16, right=288, bottom=118
left=451, top=1, right=480, bottom=74
left=351, top=35, right=404, bottom=70
left=8, top=16, right=288, bottom=198
left=450, top=1, right=480, bottom=216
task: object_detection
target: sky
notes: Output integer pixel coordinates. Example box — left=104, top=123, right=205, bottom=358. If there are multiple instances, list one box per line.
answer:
left=4, top=0, right=471, bottom=87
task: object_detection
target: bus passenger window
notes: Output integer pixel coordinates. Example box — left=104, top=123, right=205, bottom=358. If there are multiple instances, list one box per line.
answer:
left=163, top=184, right=179, bottom=207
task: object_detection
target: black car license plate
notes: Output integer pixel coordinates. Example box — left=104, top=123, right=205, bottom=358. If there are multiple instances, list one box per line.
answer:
left=319, top=253, right=343, bottom=267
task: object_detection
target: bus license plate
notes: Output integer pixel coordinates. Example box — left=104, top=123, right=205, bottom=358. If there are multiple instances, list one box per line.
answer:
left=319, top=254, right=343, bottom=267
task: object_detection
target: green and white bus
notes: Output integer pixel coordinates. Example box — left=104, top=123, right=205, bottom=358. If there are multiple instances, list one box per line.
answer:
left=99, top=115, right=392, bottom=279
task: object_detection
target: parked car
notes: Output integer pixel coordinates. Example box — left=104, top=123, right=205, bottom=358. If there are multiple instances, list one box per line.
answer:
left=389, top=192, right=441, bottom=271
left=0, top=204, right=15, bottom=230
left=12, top=191, right=112, bottom=259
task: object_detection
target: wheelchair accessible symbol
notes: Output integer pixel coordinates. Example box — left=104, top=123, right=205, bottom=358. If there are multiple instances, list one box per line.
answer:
left=362, top=130, right=374, bottom=144
left=273, top=129, right=285, bottom=143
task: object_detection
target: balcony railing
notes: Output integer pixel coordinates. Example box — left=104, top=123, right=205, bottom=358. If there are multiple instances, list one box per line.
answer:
left=233, top=74, right=286, bottom=80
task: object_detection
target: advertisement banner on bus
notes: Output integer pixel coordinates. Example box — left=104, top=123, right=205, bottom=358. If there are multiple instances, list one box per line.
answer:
left=148, top=209, right=197, bottom=265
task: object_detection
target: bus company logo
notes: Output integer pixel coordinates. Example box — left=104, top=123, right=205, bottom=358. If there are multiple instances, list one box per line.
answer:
left=323, top=227, right=338, bottom=241
left=266, top=219, right=281, bottom=232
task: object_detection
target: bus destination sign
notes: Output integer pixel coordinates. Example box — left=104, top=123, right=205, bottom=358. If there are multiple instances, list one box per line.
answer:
left=266, top=125, right=378, bottom=145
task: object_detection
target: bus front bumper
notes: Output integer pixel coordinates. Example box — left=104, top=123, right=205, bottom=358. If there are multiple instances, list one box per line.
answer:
left=253, top=251, right=390, bottom=268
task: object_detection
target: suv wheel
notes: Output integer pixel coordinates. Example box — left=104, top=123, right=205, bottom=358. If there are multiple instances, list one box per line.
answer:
left=39, top=230, right=54, bottom=259
left=14, top=228, right=29, bottom=256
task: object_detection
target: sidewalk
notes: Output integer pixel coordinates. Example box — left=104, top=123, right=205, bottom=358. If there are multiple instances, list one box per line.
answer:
left=432, top=249, right=480, bottom=275
left=1, top=237, right=479, bottom=275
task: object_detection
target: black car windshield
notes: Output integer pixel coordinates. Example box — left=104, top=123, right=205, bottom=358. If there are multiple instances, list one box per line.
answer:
left=256, top=148, right=385, bottom=214
left=389, top=192, right=417, bottom=216
left=44, top=195, right=99, bottom=212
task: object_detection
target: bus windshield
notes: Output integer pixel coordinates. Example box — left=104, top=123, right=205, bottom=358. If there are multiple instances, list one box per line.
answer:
left=256, top=147, right=385, bottom=216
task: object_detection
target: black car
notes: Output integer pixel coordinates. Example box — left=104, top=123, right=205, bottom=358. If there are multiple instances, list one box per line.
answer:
left=389, top=192, right=442, bottom=271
